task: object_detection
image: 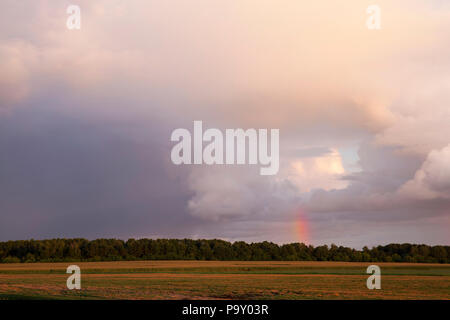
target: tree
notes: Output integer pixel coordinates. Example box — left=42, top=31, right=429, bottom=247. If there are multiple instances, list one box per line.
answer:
left=0, top=239, right=448, bottom=263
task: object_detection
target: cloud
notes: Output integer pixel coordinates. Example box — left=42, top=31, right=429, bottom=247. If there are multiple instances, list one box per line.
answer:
left=0, top=109, right=197, bottom=241
left=1, top=0, right=441, bottom=129
left=0, top=0, right=449, bottom=246
left=185, top=148, right=351, bottom=222
left=288, top=149, right=348, bottom=193
left=399, top=145, right=450, bottom=200
left=0, top=42, right=35, bottom=111
left=186, top=165, right=301, bottom=221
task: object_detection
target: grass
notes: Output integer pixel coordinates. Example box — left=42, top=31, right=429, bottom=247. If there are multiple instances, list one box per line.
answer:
left=0, top=261, right=448, bottom=300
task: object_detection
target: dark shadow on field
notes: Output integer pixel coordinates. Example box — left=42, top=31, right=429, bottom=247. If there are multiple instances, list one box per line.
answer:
left=0, top=293, right=58, bottom=300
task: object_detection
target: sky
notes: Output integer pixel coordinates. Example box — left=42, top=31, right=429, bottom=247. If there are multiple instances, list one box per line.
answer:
left=0, top=0, right=449, bottom=248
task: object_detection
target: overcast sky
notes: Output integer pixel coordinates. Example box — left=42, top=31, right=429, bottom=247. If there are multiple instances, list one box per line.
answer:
left=0, top=0, right=449, bottom=248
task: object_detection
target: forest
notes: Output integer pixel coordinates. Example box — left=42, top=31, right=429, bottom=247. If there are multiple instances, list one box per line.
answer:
left=0, top=238, right=448, bottom=263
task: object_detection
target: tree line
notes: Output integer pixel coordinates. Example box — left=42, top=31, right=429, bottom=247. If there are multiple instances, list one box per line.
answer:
left=0, top=238, right=448, bottom=263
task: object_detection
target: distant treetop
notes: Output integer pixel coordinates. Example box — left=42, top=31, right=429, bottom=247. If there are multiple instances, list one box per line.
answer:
left=0, top=238, right=448, bottom=263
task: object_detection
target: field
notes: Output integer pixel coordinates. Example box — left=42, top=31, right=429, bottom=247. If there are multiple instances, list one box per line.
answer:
left=0, top=261, right=449, bottom=300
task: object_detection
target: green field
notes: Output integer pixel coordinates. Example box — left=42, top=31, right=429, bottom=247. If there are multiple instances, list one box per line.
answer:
left=0, top=261, right=449, bottom=300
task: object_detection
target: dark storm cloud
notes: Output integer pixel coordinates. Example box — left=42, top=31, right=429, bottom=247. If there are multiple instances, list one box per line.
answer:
left=0, top=105, right=203, bottom=241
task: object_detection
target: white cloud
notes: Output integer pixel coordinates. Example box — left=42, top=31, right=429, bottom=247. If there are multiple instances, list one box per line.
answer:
left=287, top=149, right=348, bottom=193
left=186, top=165, right=301, bottom=221
left=399, top=145, right=450, bottom=200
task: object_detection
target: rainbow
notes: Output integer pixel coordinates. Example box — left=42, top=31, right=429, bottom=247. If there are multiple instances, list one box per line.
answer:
left=295, top=209, right=310, bottom=245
